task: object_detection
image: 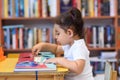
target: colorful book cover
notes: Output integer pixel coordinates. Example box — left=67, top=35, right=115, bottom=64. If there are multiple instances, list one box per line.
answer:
left=14, top=52, right=56, bottom=71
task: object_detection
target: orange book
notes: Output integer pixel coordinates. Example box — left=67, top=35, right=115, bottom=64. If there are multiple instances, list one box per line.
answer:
left=39, top=0, right=42, bottom=17
left=0, top=47, right=6, bottom=61
left=98, top=0, right=101, bottom=16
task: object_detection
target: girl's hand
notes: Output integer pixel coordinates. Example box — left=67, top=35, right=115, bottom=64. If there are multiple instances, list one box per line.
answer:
left=32, top=43, right=44, bottom=56
left=45, top=57, right=63, bottom=64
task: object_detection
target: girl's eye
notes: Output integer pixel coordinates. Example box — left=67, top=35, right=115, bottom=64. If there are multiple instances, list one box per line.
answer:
left=56, top=32, right=60, bottom=35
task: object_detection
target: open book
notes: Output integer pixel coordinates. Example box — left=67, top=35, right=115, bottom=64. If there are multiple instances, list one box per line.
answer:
left=14, top=52, right=56, bottom=72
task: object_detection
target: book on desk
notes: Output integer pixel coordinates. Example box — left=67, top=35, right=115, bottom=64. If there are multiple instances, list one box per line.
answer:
left=14, top=52, right=56, bottom=72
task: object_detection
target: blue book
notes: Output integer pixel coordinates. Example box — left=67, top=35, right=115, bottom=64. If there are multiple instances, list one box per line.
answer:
left=15, top=0, right=19, bottom=17
left=3, top=28, right=10, bottom=49
left=19, top=0, right=24, bottom=17
left=8, top=0, right=12, bottom=17
left=105, top=25, right=114, bottom=47
left=60, top=0, right=72, bottom=13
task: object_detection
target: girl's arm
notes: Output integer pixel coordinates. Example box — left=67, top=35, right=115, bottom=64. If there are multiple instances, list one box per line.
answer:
left=32, top=42, right=64, bottom=56
left=45, top=57, right=85, bottom=74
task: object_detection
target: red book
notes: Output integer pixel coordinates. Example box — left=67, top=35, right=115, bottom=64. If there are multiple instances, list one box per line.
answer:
left=17, top=52, right=34, bottom=63
left=98, top=0, right=101, bottom=16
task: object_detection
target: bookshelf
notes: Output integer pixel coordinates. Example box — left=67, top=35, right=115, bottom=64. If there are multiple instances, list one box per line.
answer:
left=0, top=0, right=117, bottom=50
left=0, top=0, right=119, bottom=77
left=0, top=0, right=61, bottom=53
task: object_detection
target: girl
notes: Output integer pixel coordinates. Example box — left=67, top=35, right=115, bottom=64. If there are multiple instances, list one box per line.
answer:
left=32, top=7, right=94, bottom=80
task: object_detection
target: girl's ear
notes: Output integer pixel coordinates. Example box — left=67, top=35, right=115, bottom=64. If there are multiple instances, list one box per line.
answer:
left=67, top=29, right=74, bottom=37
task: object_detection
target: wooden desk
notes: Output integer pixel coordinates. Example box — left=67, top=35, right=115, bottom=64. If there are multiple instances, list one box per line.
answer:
left=0, top=71, right=67, bottom=80
left=0, top=58, right=68, bottom=80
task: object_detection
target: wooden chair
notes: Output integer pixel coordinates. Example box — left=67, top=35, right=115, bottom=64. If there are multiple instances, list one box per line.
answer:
left=104, top=61, right=117, bottom=80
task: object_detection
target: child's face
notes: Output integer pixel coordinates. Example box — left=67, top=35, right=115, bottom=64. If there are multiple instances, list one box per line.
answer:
left=54, top=24, right=73, bottom=45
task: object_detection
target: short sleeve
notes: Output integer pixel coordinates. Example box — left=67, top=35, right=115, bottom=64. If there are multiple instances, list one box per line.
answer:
left=72, top=45, right=89, bottom=60
left=62, top=45, right=70, bottom=51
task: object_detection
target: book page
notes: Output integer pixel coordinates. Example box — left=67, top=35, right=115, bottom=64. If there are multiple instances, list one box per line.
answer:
left=104, top=61, right=112, bottom=80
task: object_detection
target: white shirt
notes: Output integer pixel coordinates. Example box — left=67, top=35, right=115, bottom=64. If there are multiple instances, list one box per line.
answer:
left=62, top=39, right=94, bottom=80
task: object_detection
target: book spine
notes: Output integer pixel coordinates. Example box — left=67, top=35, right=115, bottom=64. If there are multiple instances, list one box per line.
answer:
left=4, top=0, right=8, bottom=18
left=98, top=26, right=104, bottom=48
left=27, top=28, right=33, bottom=49
left=19, top=28, right=24, bottom=49
left=92, top=26, right=97, bottom=48
left=88, top=0, right=94, bottom=17
left=11, top=0, right=15, bottom=17
left=94, top=0, right=98, bottom=17
left=35, top=0, right=39, bottom=17
left=6, top=28, right=10, bottom=49
left=106, top=25, right=112, bottom=47
left=72, top=0, right=77, bottom=8
left=38, top=28, right=42, bottom=43
left=60, top=0, right=72, bottom=13
left=42, top=0, right=47, bottom=17
left=8, top=0, right=12, bottom=17
left=48, top=0, right=57, bottom=17
left=29, top=0, right=35, bottom=17
left=23, top=28, right=28, bottom=49
left=81, top=0, right=85, bottom=17
left=15, top=0, right=19, bottom=17
left=110, top=0, right=115, bottom=16
left=38, top=0, right=42, bottom=17
left=12, top=28, right=18, bottom=49
left=19, top=0, right=24, bottom=17
left=33, top=27, right=37, bottom=45
left=24, top=0, right=29, bottom=17
left=97, top=0, right=101, bottom=16
left=42, top=28, right=46, bottom=42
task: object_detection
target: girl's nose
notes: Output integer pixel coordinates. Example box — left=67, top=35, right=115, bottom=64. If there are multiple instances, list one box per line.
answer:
left=55, top=35, right=58, bottom=39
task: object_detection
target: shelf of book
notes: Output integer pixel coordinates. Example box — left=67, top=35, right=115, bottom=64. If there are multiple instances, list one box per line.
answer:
left=83, top=16, right=115, bottom=20
left=1, top=17, right=54, bottom=20
left=0, top=0, right=119, bottom=50
left=88, top=47, right=116, bottom=51
left=4, top=49, right=31, bottom=52
left=90, top=57, right=117, bottom=62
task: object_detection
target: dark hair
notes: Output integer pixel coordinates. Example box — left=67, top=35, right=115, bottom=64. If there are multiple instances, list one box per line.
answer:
left=54, top=7, right=84, bottom=39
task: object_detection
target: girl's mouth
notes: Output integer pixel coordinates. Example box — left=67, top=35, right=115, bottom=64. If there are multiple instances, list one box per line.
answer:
left=56, top=41, right=61, bottom=45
